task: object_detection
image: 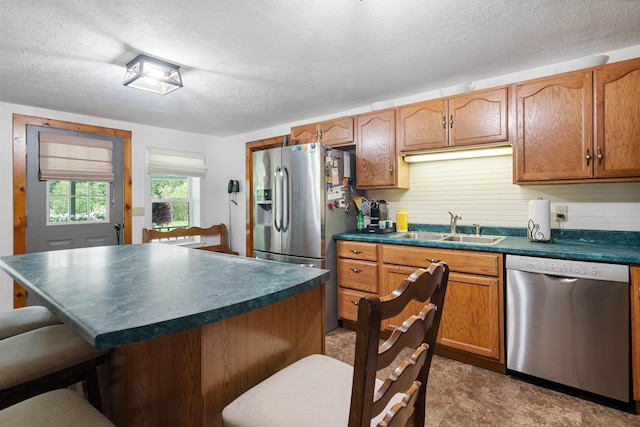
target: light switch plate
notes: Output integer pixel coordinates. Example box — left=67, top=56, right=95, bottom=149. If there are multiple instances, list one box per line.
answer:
left=132, top=206, right=145, bottom=216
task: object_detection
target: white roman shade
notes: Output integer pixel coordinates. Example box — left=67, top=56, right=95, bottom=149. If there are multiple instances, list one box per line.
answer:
left=146, top=146, right=207, bottom=178
left=39, top=132, right=114, bottom=182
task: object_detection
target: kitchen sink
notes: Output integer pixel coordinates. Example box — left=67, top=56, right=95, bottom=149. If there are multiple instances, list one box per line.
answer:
left=390, top=232, right=445, bottom=241
left=441, top=235, right=506, bottom=245
left=390, top=232, right=506, bottom=245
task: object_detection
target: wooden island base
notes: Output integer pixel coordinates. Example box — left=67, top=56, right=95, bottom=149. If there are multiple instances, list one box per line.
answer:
left=107, top=284, right=325, bottom=427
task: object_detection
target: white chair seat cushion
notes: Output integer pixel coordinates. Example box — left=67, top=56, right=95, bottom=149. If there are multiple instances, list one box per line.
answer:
left=0, top=324, right=105, bottom=390
left=0, top=389, right=115, bottom=426
left=222, top=354, right=402, bottom=427
left=0, top=306, right=61, bottom=339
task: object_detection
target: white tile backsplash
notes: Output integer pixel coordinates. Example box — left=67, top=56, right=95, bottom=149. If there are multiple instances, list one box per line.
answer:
left=366, top=155, right=640, bottom=231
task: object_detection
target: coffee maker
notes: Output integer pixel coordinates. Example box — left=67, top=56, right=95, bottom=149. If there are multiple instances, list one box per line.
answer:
left=370, top=200, right=389, bottom=226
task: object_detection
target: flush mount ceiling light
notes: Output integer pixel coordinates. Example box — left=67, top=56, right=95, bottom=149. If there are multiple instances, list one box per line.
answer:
left=123, top=54, right=183, bottom=95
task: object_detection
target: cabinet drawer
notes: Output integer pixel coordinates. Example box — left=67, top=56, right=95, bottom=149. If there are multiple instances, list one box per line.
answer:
left=337, top=241, right=378, bottom=261
left=338, top=288, right=376, bottom=323
left=338, top=259, right=378, bottom=293
left=381, top=244, right=501, bottom=277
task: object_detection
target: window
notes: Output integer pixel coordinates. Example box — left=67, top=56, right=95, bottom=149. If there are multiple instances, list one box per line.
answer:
left=146, top=146, right=206, bottom=233
left=150, top=175, right=201, bottom=231
left=47, top=180, right=110, bottom=224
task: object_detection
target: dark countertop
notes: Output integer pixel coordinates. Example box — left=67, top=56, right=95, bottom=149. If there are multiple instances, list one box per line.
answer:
left=334, top=226, right=640, bottom=265
left=0, top=244, right=330, bottom=350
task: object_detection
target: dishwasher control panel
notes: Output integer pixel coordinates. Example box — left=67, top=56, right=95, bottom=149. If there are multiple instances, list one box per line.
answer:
left=505, top=255, right=629, bottom=282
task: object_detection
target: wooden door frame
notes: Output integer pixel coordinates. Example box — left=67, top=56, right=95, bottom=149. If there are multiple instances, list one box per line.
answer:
left=12, top=114, right=132, bottom=307
left=244, top=135, right=288, bottom=257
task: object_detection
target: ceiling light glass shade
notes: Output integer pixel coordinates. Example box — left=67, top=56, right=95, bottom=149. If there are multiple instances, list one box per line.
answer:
left=123, top=54, right=183, bottom=95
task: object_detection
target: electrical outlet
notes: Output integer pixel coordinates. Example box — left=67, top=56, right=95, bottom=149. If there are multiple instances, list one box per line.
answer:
left=555, top=205, right=568, bottom=222
left=132, top=206, right=145, bottom=216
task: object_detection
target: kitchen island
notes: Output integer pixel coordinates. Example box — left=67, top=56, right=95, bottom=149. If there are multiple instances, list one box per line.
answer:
left=0, top=244, right=330, bottom=427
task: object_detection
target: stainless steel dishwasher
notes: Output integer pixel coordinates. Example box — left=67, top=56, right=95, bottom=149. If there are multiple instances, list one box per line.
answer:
left=506, top=254, right=630, bottom=403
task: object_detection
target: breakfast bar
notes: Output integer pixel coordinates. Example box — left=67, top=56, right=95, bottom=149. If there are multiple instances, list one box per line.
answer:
left=0, top=244, right=330, bottom=426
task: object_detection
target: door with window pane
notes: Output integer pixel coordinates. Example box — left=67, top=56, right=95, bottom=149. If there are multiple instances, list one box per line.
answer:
left=26, top=125, right=124, bottom=253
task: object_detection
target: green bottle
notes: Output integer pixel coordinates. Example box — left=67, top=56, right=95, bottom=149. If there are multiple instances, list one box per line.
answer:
left=357, top=211, right=364, bottom=232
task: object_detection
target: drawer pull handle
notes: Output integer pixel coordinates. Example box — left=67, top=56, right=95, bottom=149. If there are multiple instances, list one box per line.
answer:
left=350, top=268, right=362, bottom=273
left=425, top=258, right=441, bottom=263
left=351, top=300, right=359, bottom=306
left=350, top=249, right=362, bottom=254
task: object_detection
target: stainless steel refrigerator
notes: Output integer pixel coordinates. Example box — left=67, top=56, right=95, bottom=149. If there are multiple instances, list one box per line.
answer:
left=253, top=142, right=356, bottom=331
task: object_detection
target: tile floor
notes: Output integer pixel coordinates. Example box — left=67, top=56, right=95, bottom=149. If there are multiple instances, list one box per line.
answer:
left=325, top=328, right=640, bottom=427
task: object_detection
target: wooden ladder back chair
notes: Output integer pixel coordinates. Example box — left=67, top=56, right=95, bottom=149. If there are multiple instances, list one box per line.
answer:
left=142, top=223, right=238, bottom=254
left=221, top=261, right=449, bottom=427
left=349, top=261, right=449, bottom=427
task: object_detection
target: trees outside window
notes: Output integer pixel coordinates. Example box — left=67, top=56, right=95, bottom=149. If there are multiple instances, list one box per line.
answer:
left=151, top=176, right=191, bottom=230
left=47, top=180, right=109, bottom=224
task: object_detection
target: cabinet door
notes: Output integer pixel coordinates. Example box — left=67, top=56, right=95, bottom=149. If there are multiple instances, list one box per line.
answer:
left=320, top=117, right=354, bottom=147
left=356, top=109, right=401, bottom=188
left=338, top=287, right=376, bottom=323
left=436, top=272, right=501, bottom=360
left=397, top=99, right=448, bottom=152
left=515, top=71, right=593, bottom=183
left=291, top=123, right=319, bottom=145
left=594, top=58, right=640, bottom=179
left=380, top=264, right=424, bottom=332
left=449, top=87, right=509, bottom=147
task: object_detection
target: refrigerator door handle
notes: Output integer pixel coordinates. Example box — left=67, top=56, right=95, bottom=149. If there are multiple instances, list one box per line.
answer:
left=274, top=167, right=282, bottom=232
left=282, top=166, right=289, bottom=232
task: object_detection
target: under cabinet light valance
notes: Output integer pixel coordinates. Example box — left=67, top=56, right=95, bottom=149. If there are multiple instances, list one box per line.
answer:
left=39, top=132, right=114, bottom=182
left=403, top=146, right=513, bottom=163
left=146, top=146, right=207, bottom=178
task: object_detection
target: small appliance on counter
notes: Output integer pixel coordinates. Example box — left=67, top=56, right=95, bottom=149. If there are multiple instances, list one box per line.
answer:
left=367, top=200, right=394, bottom=233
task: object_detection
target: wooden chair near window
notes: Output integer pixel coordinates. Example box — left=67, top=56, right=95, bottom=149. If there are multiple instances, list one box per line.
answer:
left=222, top=261, right=450, bottom=427
left=142, top=223, right=239, bottom=255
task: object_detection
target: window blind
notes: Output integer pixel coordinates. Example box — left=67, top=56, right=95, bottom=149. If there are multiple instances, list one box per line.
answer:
left=146, top=146, right=207, bottom=178
left=39, top=132, right=114, bottom=182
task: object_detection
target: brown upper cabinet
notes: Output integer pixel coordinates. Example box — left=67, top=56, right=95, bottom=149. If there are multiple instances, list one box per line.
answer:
left=515, top=58, right=640, bottom=184
left=398, top=87, right=509, bottom=153
left=355, top=109, right=409, bottom=189
left=290, top=116, right=354, bottom=147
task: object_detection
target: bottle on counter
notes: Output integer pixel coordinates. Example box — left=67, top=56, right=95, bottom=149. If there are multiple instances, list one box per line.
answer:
left=357, top=210, right=364, bottom=232
left=396, top=209, right=408, bottom=232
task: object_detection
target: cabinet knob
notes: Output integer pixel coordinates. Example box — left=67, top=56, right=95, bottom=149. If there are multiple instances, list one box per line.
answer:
left=350, top=268, right=362, bottom=273
left=350, top=249, right=362, bottom=254
left=442, top=116, right=446, bottom=129
left=449, top=114, right=454, bottom=128
left=585, top=147, right=592, bottom=166
left=597, top=146, right=603, bottom=165
left=351, top=300, right=359, bottom=306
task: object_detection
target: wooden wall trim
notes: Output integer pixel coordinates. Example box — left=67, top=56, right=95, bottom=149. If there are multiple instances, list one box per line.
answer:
left=244, top=135, right=288, bottom=257
left=11, top=114, right=132, bottom=307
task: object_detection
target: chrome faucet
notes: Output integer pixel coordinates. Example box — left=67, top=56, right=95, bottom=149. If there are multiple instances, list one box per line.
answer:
left=473, top=223, right=481, bottom=236
left=448, top=212, right=462, bottom=234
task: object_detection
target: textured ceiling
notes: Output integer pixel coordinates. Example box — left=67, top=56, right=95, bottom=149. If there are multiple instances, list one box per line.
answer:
left=1, top=0, right=639, bottom=137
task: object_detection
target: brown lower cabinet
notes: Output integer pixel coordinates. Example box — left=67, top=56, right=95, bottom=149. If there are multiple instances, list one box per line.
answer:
left=337, top=240, right=505, bottom=372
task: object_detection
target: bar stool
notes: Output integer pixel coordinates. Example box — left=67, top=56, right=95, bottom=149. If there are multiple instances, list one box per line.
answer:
left=0, top=324, right=107, bottom=411
left=0, top=389, right=115, bottom=426
left=0, top=306, right=61, bottom=339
